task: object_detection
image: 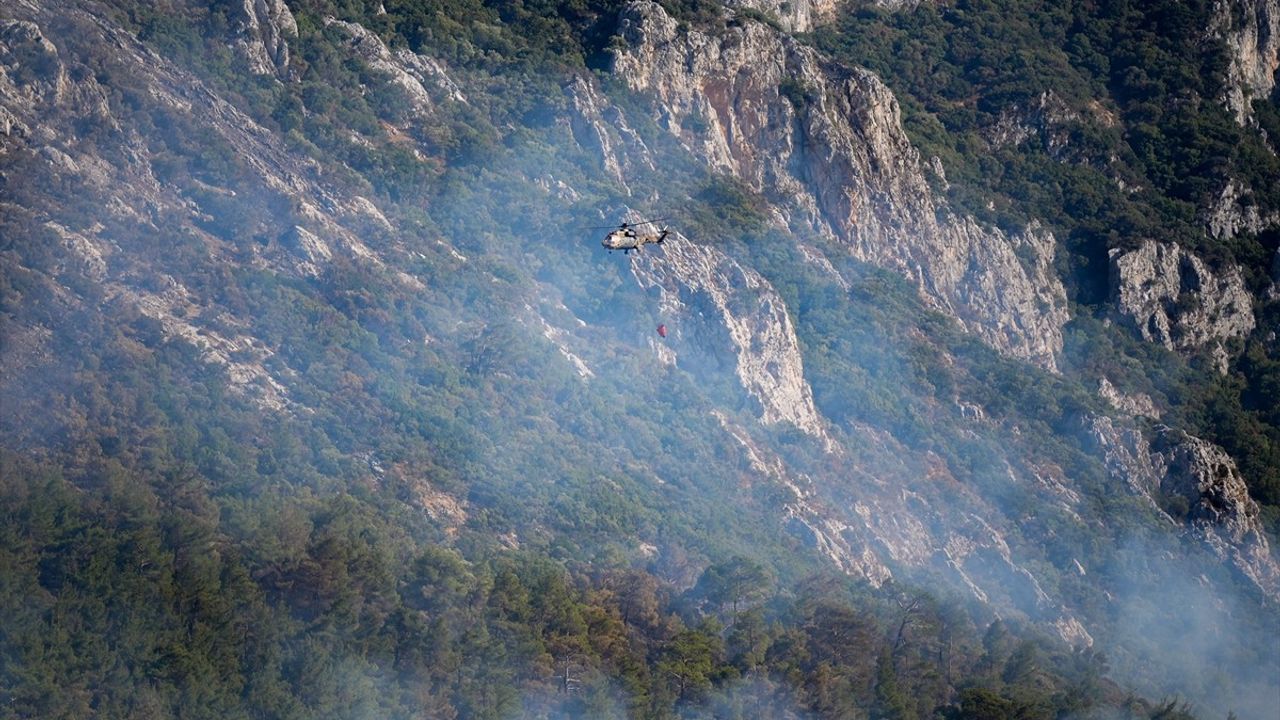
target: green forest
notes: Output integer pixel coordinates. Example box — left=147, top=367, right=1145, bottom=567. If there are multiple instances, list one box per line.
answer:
left=0, top=452, right=1199, bottom=719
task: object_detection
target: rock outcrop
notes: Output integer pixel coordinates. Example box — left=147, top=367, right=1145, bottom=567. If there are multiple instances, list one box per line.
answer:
left=874, top=0, right=931, bottom=10
left=565, top=78, right=654, bottom=192
left=622, top=226, right=1093, bottom=641
left=324, top=17, right=465, bottom=123
left=1097, top=377, right=1161, bottom=419
left=631, top=234, right=827, bottom=439
left=1205, top=179, right=1280, bottom=240
left=1215, top=0, right=1280, bottom=123
left=1153, top=428, right=1280, bottom=598
left=610, top=1, right=1069, bottom=370
left=1083, top=417, right=1280, bottom=600
left=0, top=4, right=409, bottom=410
left=1082, top=415, right=1162, bottom=498
left=1109, top=241, right=1255, bottom=373
left=723, top=0, right=840, bottom=32
left=715, top=410, right=1092, bottom=646
left=229, top=0, right=297, bottom=77
left=0, top=20, right=68, bottom=109
left=984, top=90, right=1101, bottom=159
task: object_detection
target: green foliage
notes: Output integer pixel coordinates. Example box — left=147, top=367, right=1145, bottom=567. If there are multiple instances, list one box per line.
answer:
left=691, top=557, right=775, bottom=616
left=731, top=7, right=784, bottom=32
left=778, top=77, right=812, bottom=111
left=0, top=453, right=1173, bottom=718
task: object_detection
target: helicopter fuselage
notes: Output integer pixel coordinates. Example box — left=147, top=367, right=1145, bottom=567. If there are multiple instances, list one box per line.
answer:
left=603, top=228, right=668, bottom=254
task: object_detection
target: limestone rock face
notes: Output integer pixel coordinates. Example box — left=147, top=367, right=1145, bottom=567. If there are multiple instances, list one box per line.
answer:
left=632, top=233, right=1097, bottom=644
left=1153, top=430, right=1260, bottom=539
left=1082, top=416, right=1161, bottom=497
left=0, top=5, right=407, bottom=411
left=1151, top=428, right=1280, bottom=598
left=631, top=234, right=827, bottom=439
left=610, top=1, right=1069, bottom=370
left=1215, top=0, right=1280, bottom=123
left=1097, top=377, right=1161, bottom=419
left=1205, top=179, right=1280, bottom=240
left=1083, top=418, right=1280, bottom=600
left=873, top=0, right=930, bottom=9
left=229, top=0, right=297, bottom=77
left=565, top=78, right=654, bottom=192
left=1109, top=241, right=1255, bottom=372
left=722, top=0, right=840, bottom=32
left=0, top=20, right=68, bottom=109
left=984, top=90, right=1099, bottom=158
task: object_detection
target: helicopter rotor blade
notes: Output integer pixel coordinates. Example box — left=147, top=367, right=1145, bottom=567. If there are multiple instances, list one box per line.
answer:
left=580, top=217, right=668, bottom=231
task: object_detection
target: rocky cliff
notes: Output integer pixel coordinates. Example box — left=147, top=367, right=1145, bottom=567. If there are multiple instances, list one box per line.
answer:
left=230, top=0, right=297, bottom=77
left=1204, top=178, right=1280, bottom=241
left=565, top=77, right=654, bottom=193
left=1216, top=0, right=1280, bottom=123
left=631, top=234, right=828, bottom=439
left=1085, top=416, right=1279, bottom=600
left=609, top=1, right=1069, bottom=371
left=1097, top=377, right=1161, bottom=419
left=324, top=16, right=465, bottom=122
left=1150, top=428, right=1278, bottom=596
left=1108, top=240, right=1255, bottom=373
left=724, top=0, right=839, bottom=32
left=624, top=232, right=1092, bottom=641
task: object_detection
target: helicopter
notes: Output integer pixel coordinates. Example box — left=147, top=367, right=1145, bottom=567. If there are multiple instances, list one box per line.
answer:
left=595, top=219, right=670, bottom=255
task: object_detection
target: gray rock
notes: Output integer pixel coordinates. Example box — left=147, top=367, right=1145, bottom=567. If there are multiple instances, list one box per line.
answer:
left=1150, top=427, right=1280, bottom=598
left=1205, top=179, right=1279, bottom=240
left=1081, top=415, right=1162, bottom=497
left=229, top=0, right=297, bottom=77
left=1109, top=240, right=1254, bottom=373
left=565, top=78, right=654, bottom=192
left=1097, top=377, right=1161, bottom=419
left=610, top=1, right=1070, bottom=370
left=324, top=18, right=464, bottom=123
left=631, top=234, right=828, bottom=440
left=0, top=3, right=400, bottom=411
left=0, top=20, right=68, bottom=108
left=1083, top=416, right=1280, bottom=600
left=873, top=0, right=931, bottom=9
left=0, top=105, right=26, bottom=136
left=984, top=91, right=1084, bottom=157
left=722, top=0, right=840, bottom=32
left=1214, top=0, right=1280, bottom=124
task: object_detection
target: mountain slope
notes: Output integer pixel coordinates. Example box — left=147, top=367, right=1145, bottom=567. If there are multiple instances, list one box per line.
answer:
left=1, top=0, right=1277, bottom=717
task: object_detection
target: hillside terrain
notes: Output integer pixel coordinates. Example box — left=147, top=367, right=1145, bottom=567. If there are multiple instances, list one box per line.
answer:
left=0, top=0, right=1277, bottom=718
